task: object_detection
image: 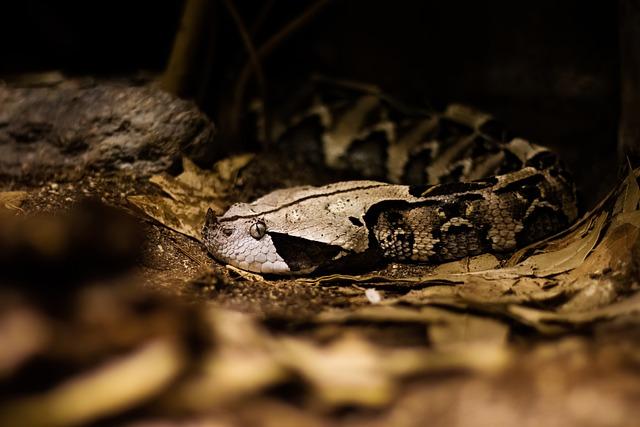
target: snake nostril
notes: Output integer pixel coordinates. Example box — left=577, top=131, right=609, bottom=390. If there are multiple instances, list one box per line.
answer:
left=222, top=228, right=233, bottom=236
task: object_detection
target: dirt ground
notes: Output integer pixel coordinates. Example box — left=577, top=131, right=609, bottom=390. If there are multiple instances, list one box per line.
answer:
left=0, top=157, right=638, bottom=427
left=1, top=84, right=639, bottom=427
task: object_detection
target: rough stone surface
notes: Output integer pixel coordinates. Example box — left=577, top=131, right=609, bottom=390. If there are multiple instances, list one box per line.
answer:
left=0, top=84, right=215, bottom=180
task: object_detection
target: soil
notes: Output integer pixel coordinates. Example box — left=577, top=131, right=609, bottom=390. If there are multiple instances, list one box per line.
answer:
left=1, top=83, right=639, bottom=427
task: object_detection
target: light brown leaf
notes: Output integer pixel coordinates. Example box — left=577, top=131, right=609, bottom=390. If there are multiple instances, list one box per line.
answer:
left=275, top=335, right=396, bottom=407
left=129, top=155, right=253, bottom=239
left=508, top=291, right=640, bottom=326
left=163, top=309, right=285, bottom=411
left=615, top=165, right=640, bottom=215
left=128, top=195, right=207, bottom=240
left=428, top=312, right=509, bottom=351
left=507, top=212, right=607, bottom=277
left=0, top=339, right=184, bottom=427
left=0, top=307, right=49, bottom=378
left=0, top=191, right=27, bottom=212
left=431, top=253, right=500, bottom=275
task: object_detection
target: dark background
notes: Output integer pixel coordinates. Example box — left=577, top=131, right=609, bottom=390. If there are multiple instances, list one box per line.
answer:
left=0, top=0, right=621, bottom=205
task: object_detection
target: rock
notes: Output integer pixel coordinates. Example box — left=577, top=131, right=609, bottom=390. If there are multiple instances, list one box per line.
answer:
left=0, top=84, right=215, bottom=180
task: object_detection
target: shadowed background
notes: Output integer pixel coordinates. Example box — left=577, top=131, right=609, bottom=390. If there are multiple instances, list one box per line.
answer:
left=0, top=0, right=621, bottom=206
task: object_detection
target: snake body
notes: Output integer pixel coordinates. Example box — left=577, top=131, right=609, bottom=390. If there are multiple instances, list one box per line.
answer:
left=203, top=84, right=577, bottom=274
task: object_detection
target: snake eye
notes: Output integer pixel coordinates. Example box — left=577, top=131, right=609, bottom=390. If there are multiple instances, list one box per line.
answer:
left=249, top=221, right=267, bottom=240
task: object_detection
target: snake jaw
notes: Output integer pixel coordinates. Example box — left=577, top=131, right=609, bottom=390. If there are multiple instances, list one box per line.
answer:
left=202, top=206, right=344, bottom=275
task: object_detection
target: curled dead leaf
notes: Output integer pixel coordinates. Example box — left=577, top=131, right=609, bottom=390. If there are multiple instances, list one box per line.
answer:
left=129, top=155, right=254, bottom=240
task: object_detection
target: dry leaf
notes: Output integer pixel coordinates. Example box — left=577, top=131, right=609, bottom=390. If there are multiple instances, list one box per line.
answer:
left=128, top=194, right=207, bottom=240
left=0, top=339, right=184, bottom=427
left=0, top=191, right=27, bottom=212
left=508, top=212, right=607, bottom=277
left=431, top=253, right=500, bottom=275
left=274, top=332, right=509, bottom=408
left=0, top=307, right=49, bottom=378
left=129, top=155, right=253, bottom=240
left=428, top=312, right=508, bottom=351
left=614, top=165, right=640, bottom=216
left=275, top=335, right=396, bottom=407
left=508, top=291, right=640, bottom=327
left=162, top=309, right=284, bottom=411
left=347, top=168, right=640, bottom=334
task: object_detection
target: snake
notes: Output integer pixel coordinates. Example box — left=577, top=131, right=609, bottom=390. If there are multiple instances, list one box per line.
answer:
left=202, top=82, right=578, bottom=275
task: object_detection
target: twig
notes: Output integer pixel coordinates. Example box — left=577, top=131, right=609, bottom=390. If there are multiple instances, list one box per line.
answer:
left=222, top=0, right=268, bottom=143
left=255, top=0, right=332, bottom=61
left=250, top=0, right=277, bottom=36
left=168, top=237, right=205, bottom=268
left=159, top=0, right=210, bottom=96
left=227, top=0, right=332, bottom=143
left=311, top=74, right=383, bottom=96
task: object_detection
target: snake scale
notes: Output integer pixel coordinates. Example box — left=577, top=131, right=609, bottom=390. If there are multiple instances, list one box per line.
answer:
left=203, top=83, right=578, bottom=274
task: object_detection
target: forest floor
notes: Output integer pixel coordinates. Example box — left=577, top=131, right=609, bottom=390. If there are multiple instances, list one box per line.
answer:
left=1, top=83, right=639, bottom=427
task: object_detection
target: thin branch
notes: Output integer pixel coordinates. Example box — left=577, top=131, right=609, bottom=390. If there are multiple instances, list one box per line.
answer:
left=311, top=74, right=430, bottom=114
left=222, top=0, right=268, bottom=141
left=159, top=0, right=210, bottom=96
left=227, top=0, right=332, bottom=143
left=311, top=74, right=383, bottom=97
left=251, top=0, right=277, bottom=36
left=256, top=0, right=331, bottom=60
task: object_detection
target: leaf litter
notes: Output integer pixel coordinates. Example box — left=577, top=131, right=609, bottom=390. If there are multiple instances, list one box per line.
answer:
left=23, top=160, right=634, bottom=423
left=128, top=155, right=253, bottom=239
left=133, top=157, right=640, bottom=331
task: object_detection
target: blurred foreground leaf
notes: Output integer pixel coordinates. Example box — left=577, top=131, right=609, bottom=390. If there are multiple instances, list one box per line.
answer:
left=0, top=339, right=184, bottom=427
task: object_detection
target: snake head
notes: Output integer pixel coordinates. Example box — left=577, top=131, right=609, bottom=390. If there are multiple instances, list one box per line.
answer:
left=202, top=207, right=292, bottom=274
left=201, top=205, right=348, bottom=275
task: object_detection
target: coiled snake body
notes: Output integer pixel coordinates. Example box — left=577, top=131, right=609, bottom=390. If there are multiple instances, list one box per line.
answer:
left=203, top=85, right=577, bottom=274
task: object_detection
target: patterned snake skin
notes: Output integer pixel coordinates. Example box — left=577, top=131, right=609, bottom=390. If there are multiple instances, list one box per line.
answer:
left=203, top=83, right=578, bottom=274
